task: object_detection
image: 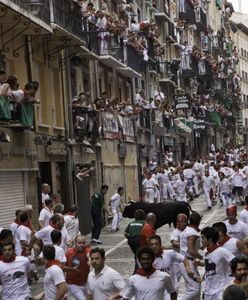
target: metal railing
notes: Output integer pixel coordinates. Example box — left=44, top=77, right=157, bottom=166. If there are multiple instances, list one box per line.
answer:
left=195, top=8, right=207, bottom=30
left=179, top=0, right=196, bottom=24
left=52, top=0, right=83, bottom=39
left=126, top=45, right=142, bottom=73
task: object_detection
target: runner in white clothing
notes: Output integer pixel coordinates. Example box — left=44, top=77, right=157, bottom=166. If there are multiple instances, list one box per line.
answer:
left=224, top=205, right=248, bottom=240
left=38, top=198, right=53, bottom=228
left=64, top=205, right=81, bottom=242
left=174, top=173, right=188, bottom=202
left=212, top=222, right=248, bottom=256
left=142, top=172, right=158, bottom=203
left=239, top=197, right=248, bottom=224
left=202, top=169, right=215, bottom=209
left=219, top=172, right=232, bottom=209
left=121, top=246, right=177, bottom=300
left=201, top=227, right=235, bottom=300
left=109, top=187, right=124, bottom=232
left=15, top=212, right=32, bottom=256
left=0, top=241, right=37, bottom=300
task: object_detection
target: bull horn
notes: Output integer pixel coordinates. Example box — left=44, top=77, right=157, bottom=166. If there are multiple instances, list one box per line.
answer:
left=123, top=203, right=132, bottom=207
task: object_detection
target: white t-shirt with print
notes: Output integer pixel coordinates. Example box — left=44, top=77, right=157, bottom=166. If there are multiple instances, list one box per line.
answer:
left=221, top=237, right=241, bottom=257
left=40, top=245, right=66, bottom=263
left=204, top=247, right=234, bottom=296
left=180, top=226, right=200, bottom=258
left=224, top=220, right=248, bottom=240
left=0, top=256, right=32, bottom=300
left=240, top=209, right=248, bottom=225
left=44, top=265, right=66, bottom=300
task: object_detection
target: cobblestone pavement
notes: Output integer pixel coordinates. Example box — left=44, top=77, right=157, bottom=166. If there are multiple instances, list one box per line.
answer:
left=30, top=195, right=240, bottom=299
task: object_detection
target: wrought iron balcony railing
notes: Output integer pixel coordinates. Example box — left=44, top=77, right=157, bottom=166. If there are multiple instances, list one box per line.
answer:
left=179, top=0, right=196, bottom=25
left=195, top=8, right=207, bottom=31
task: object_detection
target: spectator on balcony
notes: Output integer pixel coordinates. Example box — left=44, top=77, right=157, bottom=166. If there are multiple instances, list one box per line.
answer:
left=180, top=41, right=191, bottom=70
left=134, top=89, right=149, bottom=108
left=42, top=183, right=51, bottom=206
left=96, top=11, right=109, bottom=55
left=100, top=91, right=109, bottom=108
left=154, top=87, right=165, bottom=102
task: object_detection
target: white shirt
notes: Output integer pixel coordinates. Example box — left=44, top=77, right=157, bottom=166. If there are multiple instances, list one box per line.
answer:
left=40, top=245, right=66, bottom=263
left=142, top=178, right=157, bottom=190
left=170, top=228, right=182, bottom=252
left=175, top=179, right=187, bottom=195
left=202, top=175, right=214, bottom=190
left=220, top=167, right=233, bottom=178
left=110, top=193, right=122, bottom=209
left=240, top=208, right=248, bottom=224
left=44, top=265, right=66, bottom=300
left=224, top=220, right=248, bottom=240
left=121, top=269, right=175, bottom=300
left=153, top=249, right=184, bottom=287
left=15, top=225, right=32, bottom=256
left=220, top=237, right=241, bottom=257
left=42, top=192, right=50, bottom=205
left=39, top=207, right=53, bottom=227
left=9, top=221, right=19, bottom=236
left=183, top=168, right=194, bottom=179
left=180, top=226, right=200, bottom=259
left=204, top=247, right=234, bottom=296
left=0, top=256, right=32, bottom=300
left=231, top=171, right=246, bottom=187
left=87, top=265, right=125, bottom=300
left=220, top=178, right=231, bottom=193
left=35, top=225, right=70, bottom=250
left=64, top=215, right=80, bottom=241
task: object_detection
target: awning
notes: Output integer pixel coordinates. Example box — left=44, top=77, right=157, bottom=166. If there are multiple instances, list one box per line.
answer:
left=174, top=118, right=192, bottom=133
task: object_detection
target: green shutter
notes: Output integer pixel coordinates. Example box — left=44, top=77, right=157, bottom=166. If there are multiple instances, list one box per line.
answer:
left=206, top=111, right=222, bottom=125
left=0, top=95, right=11, bottom=121
left=20, top=102, right=34, bottom=127
left=216, top=0, right=222, bottom=9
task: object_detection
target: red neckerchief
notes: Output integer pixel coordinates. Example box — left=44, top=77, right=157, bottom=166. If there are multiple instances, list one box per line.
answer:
left=2, top=254, right=16, bottom=263
left=156, top=249, right=163, bottom=258
left=207, top=244, right=219, bottom=254
left=188, top=224, right=200, bottom=232
left=19, top=222, right=31, bottom=230
left=136, top=267, right=156, bottom=277
left=46, top=259, right=61, bottom=269
left=246, top=206, right=248, bottom=211
left=233, top=278, right=241, bottom=284
left=49, top=222, right=61, bottom=231
left=219, top=235, right=231, bottom=246
left=14, top=219, right=21, bottom=225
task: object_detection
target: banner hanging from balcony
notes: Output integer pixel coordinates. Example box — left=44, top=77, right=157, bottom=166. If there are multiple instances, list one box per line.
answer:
left=122, top=117, right=135, bottom=143
left=174, top=118, right=192, bottom=134
left=101, top=112, right=119, bottom=139
left=193, top=117, right=206, bottom=132
left=175, top=95, right=189, bottom=109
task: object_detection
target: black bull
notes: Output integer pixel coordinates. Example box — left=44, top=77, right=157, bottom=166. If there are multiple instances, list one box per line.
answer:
left=122, top=201, right=193, bottom=229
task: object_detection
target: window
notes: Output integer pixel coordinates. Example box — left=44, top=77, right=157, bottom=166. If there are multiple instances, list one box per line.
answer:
left=245, top=50, right=247, bottom=59
left=241, top=48, right=244, bottom=57
left=244, top=94, right=246, bottom=102
left=245, top=119, right=248, bottom=126
left=242, top=71, right=245, bottom=80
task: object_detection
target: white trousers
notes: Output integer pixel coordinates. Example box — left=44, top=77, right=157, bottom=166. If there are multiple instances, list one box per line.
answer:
left=204, top=290, right=222, bottom=300
left=203, top=188, right=212, bottom=207
left=162, top=183, right=175, bottom=200
left=67, top=284, right=87, bottom=300
left=111, top=208, right=122, bottom=231
left=221, top=192, right=232, bottom=208
left=144, top=189, right=155, bottom=203
left=179, top=261, right=201, bottom=300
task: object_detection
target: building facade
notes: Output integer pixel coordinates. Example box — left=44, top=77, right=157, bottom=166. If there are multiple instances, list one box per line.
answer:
left=0, top=0, right=242, bottom=233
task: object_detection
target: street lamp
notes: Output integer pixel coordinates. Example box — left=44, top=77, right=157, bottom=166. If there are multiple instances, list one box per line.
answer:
left=23, top=0, right=45, bottom=16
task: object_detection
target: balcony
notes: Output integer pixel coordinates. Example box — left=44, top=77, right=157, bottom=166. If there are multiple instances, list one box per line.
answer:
left=179, top=0, right=196, bottom=25
left=201, top=35, right=212, bottom=52
left=82, top=21, right=100, bottom=56
left=195, top=8, right=207, bottom=31
left=99, top=33, right=125, bottom=68
left=0, top=97, right=34, bottom=128
left=117, top=45, right=142, bottom=77
left=137, top=110, right=151, bottom=130
left=167, top=22, right=177, bottom=43
left=52, top=0, right=83, bottom=40
left=181, top=54, right=198, bottom=77
left=154, top=0, right=170, bottom=22
left=159, top=61, right=177, bottom=86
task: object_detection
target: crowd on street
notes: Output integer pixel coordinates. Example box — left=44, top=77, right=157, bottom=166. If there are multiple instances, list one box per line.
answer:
left=2, top=146, right=248, bottom=299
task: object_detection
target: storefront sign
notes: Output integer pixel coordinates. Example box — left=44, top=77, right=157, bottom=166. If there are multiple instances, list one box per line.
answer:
left=102, top=112, right=119, bottom=139
left=193, top=117, right=206, bottom=131
left=175, top=95, right=189, bottom=109
left=122, top=117, right=135, bottom=143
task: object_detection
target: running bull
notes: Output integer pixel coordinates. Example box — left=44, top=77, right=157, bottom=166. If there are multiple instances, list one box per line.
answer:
left=122, top=201, right=193, bottom=229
